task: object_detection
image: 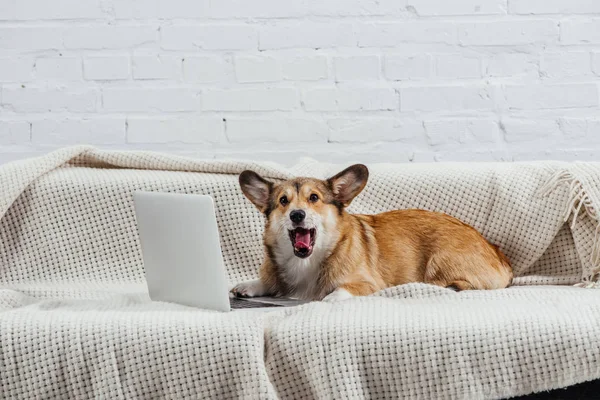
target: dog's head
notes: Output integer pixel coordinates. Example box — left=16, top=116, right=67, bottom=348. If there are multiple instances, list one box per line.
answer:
left=239, top=164, right=369, bottom=259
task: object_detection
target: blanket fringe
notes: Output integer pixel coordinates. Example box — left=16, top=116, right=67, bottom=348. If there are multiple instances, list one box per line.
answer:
left=542, top=168, right=600, bottom=287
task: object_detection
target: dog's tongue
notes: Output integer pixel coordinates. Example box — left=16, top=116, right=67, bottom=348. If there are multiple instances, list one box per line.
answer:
left=295, top=229, right=311, bottom=248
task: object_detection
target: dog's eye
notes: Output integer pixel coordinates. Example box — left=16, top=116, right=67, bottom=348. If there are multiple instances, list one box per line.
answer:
left=280, top=196, right=288, bottom=206
left=309, top=194, right=319, bottom=203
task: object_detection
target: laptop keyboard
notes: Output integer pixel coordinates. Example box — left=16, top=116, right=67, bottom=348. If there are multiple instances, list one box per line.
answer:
left=230, top=297, right=283, bottom=309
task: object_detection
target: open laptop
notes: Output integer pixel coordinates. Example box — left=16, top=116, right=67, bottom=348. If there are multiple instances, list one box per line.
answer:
left=133, top=191, right=307, bottom=312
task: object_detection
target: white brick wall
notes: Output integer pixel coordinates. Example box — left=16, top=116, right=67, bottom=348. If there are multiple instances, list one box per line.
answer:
left=0, top=1, right=599, bottom=164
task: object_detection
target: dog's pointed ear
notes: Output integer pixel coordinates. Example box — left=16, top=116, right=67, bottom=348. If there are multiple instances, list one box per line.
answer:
left=326, top=164, right=369, bottom=207
left=239, top=170, right=273, bottom=213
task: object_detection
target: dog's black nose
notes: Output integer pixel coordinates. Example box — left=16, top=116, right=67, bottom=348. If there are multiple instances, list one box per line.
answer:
left=290, top=210, right=305, bottom=223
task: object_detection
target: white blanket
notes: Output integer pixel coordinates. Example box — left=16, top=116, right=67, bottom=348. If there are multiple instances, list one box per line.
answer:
left=0, top=146, right=599, bottom=399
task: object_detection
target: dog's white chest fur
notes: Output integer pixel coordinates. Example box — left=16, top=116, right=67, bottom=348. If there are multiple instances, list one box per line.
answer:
left=279, top=255, right=322, bottom=299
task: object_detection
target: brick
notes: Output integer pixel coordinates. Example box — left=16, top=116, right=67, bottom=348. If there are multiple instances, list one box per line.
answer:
left=334, top=56, right=380, bottom=81
left=561, top=19, right=600, bottom=45
left=458, top=20, right=558, bottom=45
left=259, top=22, right=355, bottom=50
left=226, top=118, right=327, bottom=143
left=509, top=0, right=600, bottom=14
left=63, top=25, right=158, bottom=49
left=504, top=84, right=599, bottom=110
left=2, top=87, right=98, bottom=112
left=384, top=55, right=432, bottom=80
left=0, top=58, right=34, bottom=82
left=203, top=88, right=298, bottom=111
left=425, top=119, right=498, bottom=145
left=113, top=0, right=210, bottom=18
left=435, top=54, right=481, bottom=79
left=102, top=88, right=200, bottom=112
left=235, top=56, right=281, bottom=83
left=0, top=0, right=107, bottom=20
left=357, top=22, right=456, bottom=47
left=401, top=85, right=494, bottom=112
left=183, top=56, right=233, bottom=83
left=0, top=27, right=63, bottom=50
left=211, top=0, right=402, bottom=18
left=84, top=56, right=130, bottom=80
left=32, top=118, right=126, bottom=144
left=304, top=88, right=397, bottom=111
left=0, top=120, right=30, bottom=145
left=35, top=56, right=82, bottom=81
left=559, top=117, right=600, bottom=139
left=408, top=0, right=506, bottom=15
left=484, top=53, right=538, bottom=77
left=328, top=118, right=423, bottom=143
left=593, top=53, right=600, bottom=75
left=133, top=55, right=181, bottom=80
left=282, top=56, right=328, bottom=81
left=127, top=117, right=223, bottom=144
left=500, top=119, right=560, bottom=142
left=161, top=25, right=257, bottom=50
left=540, top=52, right=591, bottom=78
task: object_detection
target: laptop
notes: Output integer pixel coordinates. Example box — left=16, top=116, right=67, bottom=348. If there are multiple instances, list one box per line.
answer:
left=133, top=191, right=306, bottom=312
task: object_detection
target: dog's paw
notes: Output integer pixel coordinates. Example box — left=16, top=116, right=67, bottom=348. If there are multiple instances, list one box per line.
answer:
left=322, top=288, right=353, bottom=302
left=230, top=279, right=267, bottom=298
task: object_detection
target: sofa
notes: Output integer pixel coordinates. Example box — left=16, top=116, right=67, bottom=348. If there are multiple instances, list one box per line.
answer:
left=1, top=146, right=599, bottom=399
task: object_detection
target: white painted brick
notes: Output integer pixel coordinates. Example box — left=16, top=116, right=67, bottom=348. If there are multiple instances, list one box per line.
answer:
left=32, top=118, right=126, bottom=145
left=504, top=84, right=599, bottom=109
left=500, top=119, right=560, bottom=142
left=425, top=119, right=498, bottom=145
left=334, top=56, right=380, bottom=81
left=559, top=117, right=600, bottom=139
left=328, top=118, right=423, bottom=143
left=357, top=22, right=456, bottom=47
left=84, top=56, right=130, bottom=80
left=401, top=85, right=494, bottom=112
left=161, top=25, right=257, bottom=50
left=63, top=26, right=158, bottom=49
left=211, top=0, right=401, bottom=18
left=0, top=0, right=107, bottom=20
left=282, top=56, right=328, bottom=81
left=102, top=88, right=200, bottom=112
left=458, top=20, right=558, bottom=45
left=259, top=22, right=355, bottom=50
left=384, top=55, right=432, bottom=81
left=0, top=27, right=63, bottom=50
left=484, top=53, right=538, bottom=77
left=540, top=52, right=591, bottom=78
left=127, top=117, right=223, bottom=144
left=0, top=120, right=30, bottom=145
left=408, top=0, right=506, bottom=15
left=510, top=0, right=600, bottom=14
left=304, top=88, right=397, bottom=111
left=113, top=0, right=210, bottom=19
left=561, top=19, right=600, bottom=45
left=2, top=87, right=98, bottom=112
left=226, top=118, right=327, bottom=143
left=203, top=88, right=298, bottom=111
left=0, top=58, right=34, bottom=82
left=35, top=56, right=82, bottom=81
left=133, top=55, right=181, bottom=80
left=183, top=56, right=233, bottom=83
left=435, top=55, right=481, bottom=79
left=593, top=53, right=600, bottom=75
left=235, top=56, right=281, bottom=83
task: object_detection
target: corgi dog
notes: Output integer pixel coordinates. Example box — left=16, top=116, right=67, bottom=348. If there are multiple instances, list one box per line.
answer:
left=231, top=164, right=513, bottom=302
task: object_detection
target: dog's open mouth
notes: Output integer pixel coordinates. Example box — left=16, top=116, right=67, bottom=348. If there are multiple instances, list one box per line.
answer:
left=288, top=227, right=316, bottom=258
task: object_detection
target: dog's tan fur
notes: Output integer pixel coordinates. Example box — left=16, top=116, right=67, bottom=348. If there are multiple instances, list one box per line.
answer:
left=231, top=164, right=513, bottom=301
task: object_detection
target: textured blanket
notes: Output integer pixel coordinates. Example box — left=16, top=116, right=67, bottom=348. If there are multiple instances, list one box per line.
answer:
left=0, top=146, right=599, bottom=399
